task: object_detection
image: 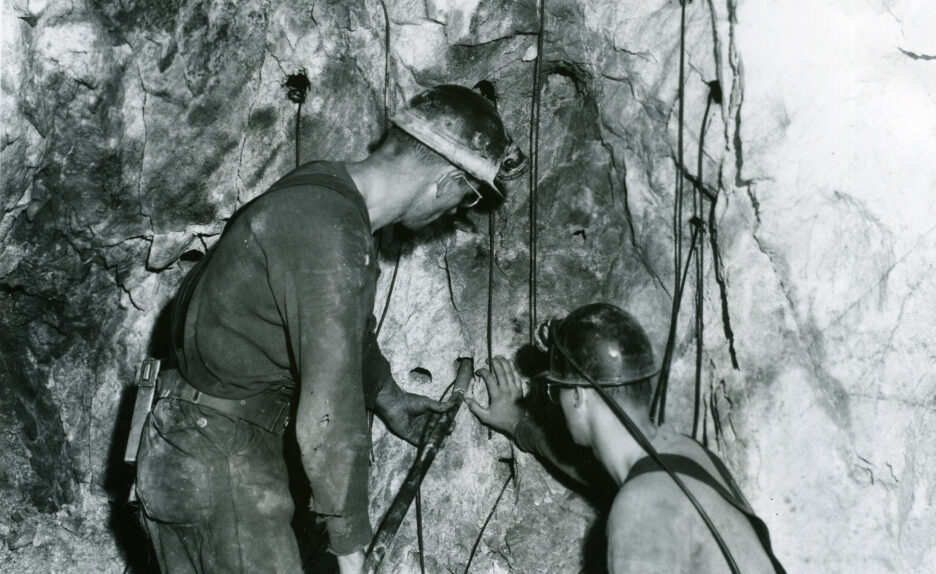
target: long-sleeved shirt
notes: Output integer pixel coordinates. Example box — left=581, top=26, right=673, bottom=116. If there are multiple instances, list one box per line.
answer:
left=173, top=161, right=392, bottom=554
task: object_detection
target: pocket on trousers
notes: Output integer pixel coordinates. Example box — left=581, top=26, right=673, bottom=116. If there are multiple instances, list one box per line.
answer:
left=136, top=401, right=214, bottom=525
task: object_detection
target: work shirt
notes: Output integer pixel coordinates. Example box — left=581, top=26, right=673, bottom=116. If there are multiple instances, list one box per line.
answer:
left=173, top=161, right=392, bottom=554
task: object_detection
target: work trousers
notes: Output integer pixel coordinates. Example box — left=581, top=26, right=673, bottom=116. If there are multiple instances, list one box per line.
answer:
left=136, top=398, right=304, bottom=573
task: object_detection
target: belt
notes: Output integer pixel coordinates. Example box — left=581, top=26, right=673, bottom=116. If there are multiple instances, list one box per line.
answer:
left=157, top=370, right=292, bottom=434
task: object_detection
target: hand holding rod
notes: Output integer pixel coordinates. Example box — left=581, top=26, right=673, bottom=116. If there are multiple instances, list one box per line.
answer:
left=365, top=358, right=474, bottom=574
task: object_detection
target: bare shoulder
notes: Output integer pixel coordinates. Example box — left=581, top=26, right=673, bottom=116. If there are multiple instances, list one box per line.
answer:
left=607, top=478, right=695, bottom=573
left=610, top=474, right=693, bottom=533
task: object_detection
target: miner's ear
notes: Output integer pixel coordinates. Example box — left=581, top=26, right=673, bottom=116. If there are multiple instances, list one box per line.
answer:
left=572, top=386, right=585, bottom=409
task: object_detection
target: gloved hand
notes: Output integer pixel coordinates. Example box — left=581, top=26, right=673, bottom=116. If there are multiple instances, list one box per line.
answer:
left=466, top=356, right=529, bottom=440
left=375, top=380, right=452, bottom=446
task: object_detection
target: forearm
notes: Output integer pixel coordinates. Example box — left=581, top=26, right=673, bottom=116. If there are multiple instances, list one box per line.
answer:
left=373, top=376, right=403, bottom=417
left=514, top=418, right=594, bottom=487
left=295, top=409, right=372, bottom=554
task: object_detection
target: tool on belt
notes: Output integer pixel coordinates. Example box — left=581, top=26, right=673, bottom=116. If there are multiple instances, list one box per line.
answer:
left=123, top=358, right=161, bottom=464
left=123, top=359, right=292, bottom=464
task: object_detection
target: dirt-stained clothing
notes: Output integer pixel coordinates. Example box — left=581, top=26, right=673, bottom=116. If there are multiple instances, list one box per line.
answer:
left=136, top=162, right=393, bottom=571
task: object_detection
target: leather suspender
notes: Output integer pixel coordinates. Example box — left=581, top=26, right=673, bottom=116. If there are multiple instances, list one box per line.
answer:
left=625, top=451, right=787, bottom=574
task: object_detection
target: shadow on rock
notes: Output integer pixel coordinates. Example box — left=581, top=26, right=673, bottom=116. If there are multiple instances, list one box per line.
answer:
left=103, top=384, right=159, bottom=573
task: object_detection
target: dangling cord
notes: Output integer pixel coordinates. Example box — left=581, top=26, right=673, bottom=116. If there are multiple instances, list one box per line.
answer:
left=478, top=77, right=500, bottom=440
left=651, top=0, right=690, bottom=425
left=462, top=461, right=515, bottom=574
left=528, top=0, right=546, bottom=345
left=374, top=0, right=399, bottom=341
left=295, top=102, right=302, bottom=167
left=285, top=71, right=311, bottom=168
left=488, top=212, right=495, bottom=365
left=485, top=210, right=496, bottom=441
left=698, top=79, right=738, bottom=372
left=371, top=0, right=398, bottom=449
left=691, top=85, right=715, bottom=440
left=375, top=245, right=402, bottom=338
left=379, top=0, right=391, bottom=133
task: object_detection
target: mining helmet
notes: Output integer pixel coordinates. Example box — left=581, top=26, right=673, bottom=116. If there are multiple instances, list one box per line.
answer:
left=536, top=303, right=659, bottom=386
left=391, top=84, right=526, bottom=195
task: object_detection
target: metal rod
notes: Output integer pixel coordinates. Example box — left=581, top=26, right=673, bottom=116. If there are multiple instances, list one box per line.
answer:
left=528, top=0, right=546, bottom=345
left=365, top=358, right=475, bottom=574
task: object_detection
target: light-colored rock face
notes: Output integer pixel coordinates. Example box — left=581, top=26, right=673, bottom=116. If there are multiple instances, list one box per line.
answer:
left=1, top=0, right=934, bottom=572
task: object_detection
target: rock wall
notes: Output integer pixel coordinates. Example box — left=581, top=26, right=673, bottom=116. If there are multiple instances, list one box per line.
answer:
left=1, top=0, right=934, bottom=572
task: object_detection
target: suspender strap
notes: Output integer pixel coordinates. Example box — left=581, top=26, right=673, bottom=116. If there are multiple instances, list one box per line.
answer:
left=627, top=454, right=744, bottom=511
left=268, top=171, right=369, bottom=228
left=625, top=453, right=787, bottom=574
left=170, top=251, right=212, bottom=372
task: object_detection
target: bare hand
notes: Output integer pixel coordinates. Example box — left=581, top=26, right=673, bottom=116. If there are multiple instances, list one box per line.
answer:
left=467, top=356, right=528, bottom=439
left=377, top=385, right=452, bottom=446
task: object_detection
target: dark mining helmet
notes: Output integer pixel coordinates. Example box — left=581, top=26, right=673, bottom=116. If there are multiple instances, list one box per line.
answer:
left=391, top=84, right=526, bottom=196
left=536, top=303, right=659, bottom=386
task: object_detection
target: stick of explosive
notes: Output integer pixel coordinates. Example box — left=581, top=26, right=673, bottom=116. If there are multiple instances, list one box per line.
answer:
left=365, top=357, right=474, bottom=574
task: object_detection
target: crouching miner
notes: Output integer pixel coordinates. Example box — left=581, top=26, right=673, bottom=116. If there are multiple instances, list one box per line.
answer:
left=468, top=303, right=786, bottom=573
left=133, top=85, right=523, bottom=574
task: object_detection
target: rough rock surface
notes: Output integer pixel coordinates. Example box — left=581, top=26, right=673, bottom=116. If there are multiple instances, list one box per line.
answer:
left=1, top=0, right=934, bottom=572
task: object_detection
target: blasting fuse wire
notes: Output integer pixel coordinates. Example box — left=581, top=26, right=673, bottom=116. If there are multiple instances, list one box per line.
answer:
left=651, top=0, right=690, bottom=425
left=285, top=71, right=311, bottom=168
left=463, top=2, right=547, bottom=570
left=371, top=0, right=400, bottom=459
left=528, top=0, right=547, bottom=346
left=462, top=462, right=515, bottom=574
left=691, top=83, right=718, bottom=440
left=375, top=0, right=400, bottom=341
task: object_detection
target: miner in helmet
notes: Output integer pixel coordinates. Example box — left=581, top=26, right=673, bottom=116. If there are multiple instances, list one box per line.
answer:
left=135, top=85, right=524, bottom=574
left=468, top=302, right=785, bottom=573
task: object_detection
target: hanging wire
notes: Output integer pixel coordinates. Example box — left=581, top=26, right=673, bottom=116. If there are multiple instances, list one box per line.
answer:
left=488, top=211, right=495, bottom=367
left=486, top=210, right=496, bottom=441
left=699, top=79, right=738, bottom=372
left=284, top=71, right=311, bottom=168
left=528, top=0, right=547, bottom=346
left=370, top=0, right=399, bottom=460
left=375, top=245, right=403, bottom=337
left=651, top=0, right=690, bottom=425
left=462, top=463, right=515, bottom=574
left=691, top=85, right=716, bottom=440
left=373, top=0, right=397, bottom=338
left=461, top=4, right=547, bottom=571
